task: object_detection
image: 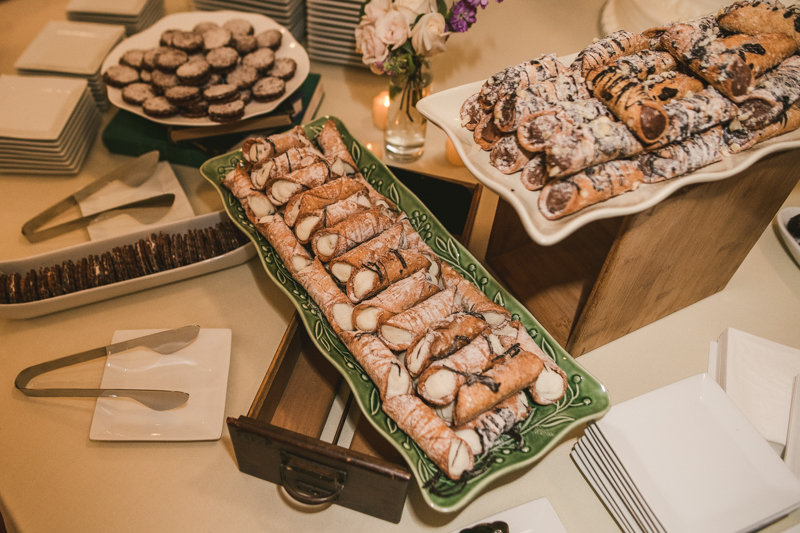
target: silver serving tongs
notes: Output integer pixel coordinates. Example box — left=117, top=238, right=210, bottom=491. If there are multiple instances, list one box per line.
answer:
left=22, top=151, right=160, bottom=243
left=15, top=325, right=200, bottom=411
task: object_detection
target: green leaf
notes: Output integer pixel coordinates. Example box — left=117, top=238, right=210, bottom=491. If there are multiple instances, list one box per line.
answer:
left=437, top=0, right=448, bottom=16
left=389, top=83, right=402, bottom=100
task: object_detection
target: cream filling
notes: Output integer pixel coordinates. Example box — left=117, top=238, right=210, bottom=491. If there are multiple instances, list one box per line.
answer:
left=291, top=255, right=311, bottom=272
left=385, top=363, right=410, bottom=398
left=248, top=194, right=275, bottom=217
left=249, top=143, right=268, bottom=163
left=285, top=201, right=301, bottom=226
left=295, top=215, right=320, bottom=242
left=406, top=336, right=431, bottom=374
left=424, top=369, right=456, bottom=400
left=494, top=324, right=517, bottom=337
left=455, top=429, right=482, bottom=455
left=355, top=307, right=380, bottom=331
left=482, top=311, right=507, bottom=326
left=272, top=180, right=302, bottom=203
left=316, top=234, right=339, bottom=257
left=448, top=439, right=472, bottom=478
left=330, top=158, right=357, bottom=177
left=332, top=302, right=354, bottom=331
left=257, top=214, right=274, bottom=225
left=330, top=262, right=352, bottom=282
left=380, top=325, right=413, bottom=347
left=488, top=334, right=504, bottom=355
left=250, top=161, right=272, bottom=189
left=352, top=270, right=378, bottom=299
left=424, top=255, right=439, bottom=279
left=356, top=195, right=372, bottom=208
left=535, top=365, right=564, bottom=401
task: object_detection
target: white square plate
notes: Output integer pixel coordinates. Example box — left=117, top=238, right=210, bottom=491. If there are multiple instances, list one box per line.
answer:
left=596, top=374, right=800, bottom=533
left=66, top=0, right=149, bottom=17
left=89, top=328, right=232, bottom=441
left=451, top=497, right=567, bottom=533
left=0, top=76, right=88, bottom=141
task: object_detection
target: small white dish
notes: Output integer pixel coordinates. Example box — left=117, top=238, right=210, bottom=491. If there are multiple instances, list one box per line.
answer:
left=67, top=0, right=149, bottom=17
left=89, top=328, right=232, bottom=441
left=778, top=207, right=800, bottom=268
left=0, top=76, right=87, bottom=141
left=451, top=497, right=568, bottom=533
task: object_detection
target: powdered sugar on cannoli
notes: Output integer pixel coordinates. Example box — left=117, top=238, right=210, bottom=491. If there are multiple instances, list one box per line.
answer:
left=352, top=269, right=442, bottom=332
left=454, top=392, right=531, bottom=455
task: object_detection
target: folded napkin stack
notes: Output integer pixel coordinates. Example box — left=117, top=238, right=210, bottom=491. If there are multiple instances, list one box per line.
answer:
left=306, top=0, right=363, bottom=67
left=14, top=21, right=125, bottom=111
left=191, top=0, right=306, bottom=42
left=0, top=75, right=101, bottom=175
left=66, top=0, right=165, bottom=36
left=573, top=374, right=800, bottom=533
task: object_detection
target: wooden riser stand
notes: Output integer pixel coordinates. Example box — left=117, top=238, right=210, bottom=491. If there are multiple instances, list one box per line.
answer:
left=486, top=149, right=800, bottom=356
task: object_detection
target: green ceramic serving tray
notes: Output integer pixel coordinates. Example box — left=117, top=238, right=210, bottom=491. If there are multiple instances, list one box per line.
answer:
left=200, top=116, right=610, bottom=513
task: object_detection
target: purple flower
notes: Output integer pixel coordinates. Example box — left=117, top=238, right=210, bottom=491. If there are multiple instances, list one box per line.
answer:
left=465, top=0, right=488, bottom=9
left=447, top=1, right=477, bottom=32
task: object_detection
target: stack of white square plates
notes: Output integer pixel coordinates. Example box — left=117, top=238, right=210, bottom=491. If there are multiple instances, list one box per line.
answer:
left=66, top=0, right=165, bottom=36
left=191, top=0, right=306, bottom=43
left=0, top=76, right=101, bottom=175
left=572, top=374, right=800, bottom=533
left=306, top=0, right=363, bottom=67
left=14, top=21, right=125, bottom=111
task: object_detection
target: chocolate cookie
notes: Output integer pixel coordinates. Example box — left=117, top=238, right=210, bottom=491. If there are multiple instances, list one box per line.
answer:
left=122, top=82, right=156, bottom=105
left=242, top=48, right=274, bottom=72
left=193, top=21, right=220, bottom=35
left=192, top=229, right=208, bottom=261
left=183, top=230, right=198, bottom=264
left=226, top=64, right=258, bottom=89
left=239, top=88, right=252, bottom=105
left=61, top=260, right=76, bottom=294
left=205, top=227, right=222, bottom=256
left=37, top=268, right=51, bottom=300
left=268, top=58, right=297, bottom=80
left=208, top=99, right=245, bottom=122
left=111, top=247, right=129, bottom=281
left=143, top=96, right=178, bottom=117
left=122, top=245, right=140, bottom=279
left=21, top=270, right=36, bottom=302
left=203, top=27, right=232, bottom=51
left=160, top=29, right=180, bottom=47
left=135, top=240, right=153, bottom=276
left=171, top=234, right=185, bottom=267
left=180, top=98, right=209, bottom=118
left=151, top=69, right=179, bottom=93
left=103, top=65, right=139, bottom=88
left=155, top=48, right=189, bottom=72
left=120, top=49, right=145, bottom=69
left=87, top=254, right=101, bottom=288
left=232, top=34, right=257, bottom=55
left=214, top=225, right=232, bottom=253
left=206, top=46, right=239, bottom=73
left=75, top=258, right=89, bottom=291
left=224, top=18, right=254, bottom=36
left=203, top=83, right=238, bottom=103
left=172, top=31, right=204, bottom=53
left=176, top=58, right=211, bottom=85
left=140, top=69, right=152, bottom=83
left=204, top=73, right=223, bottom=88
left=142, top=47, right=169, bottom=70
left=252, top=76, right=285, bottom=102
left=256, top=29, right=282, bottom=50
left=101, top=252, right=116, bottom=284
left=145, top=237, right=162, bottom=272
left=165, top=85, right=201, bottom=105
left=157, top=232, right=174, bottom=270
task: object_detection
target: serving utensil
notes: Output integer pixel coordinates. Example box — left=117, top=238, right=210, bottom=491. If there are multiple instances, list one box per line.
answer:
left=15, top=325, right=200, bottom=411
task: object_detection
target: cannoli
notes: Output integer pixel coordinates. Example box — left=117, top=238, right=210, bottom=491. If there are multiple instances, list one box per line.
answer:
left=441, top=263, right=511, bottom=327
left=221, top=164, right=256, bottom=199
left=377, top=289, right=461, bottom=351
left=739, top=55, right=800, bottom=129
left=725, top=101, right=800, bottom=152
left=719, top=33, right=796, bottom=77
left=638, top=127, right=726, bottom=183
left=265, top=160, right=335, bottom=205
left=460, top=93, right=486, bottom=131
left=294, top=258, right=354, bottom=333
left=312, top=206, right=399, bottom=262
left=382, top=394, right=475, bottom=480
left=294, top=191, right=372, bottom=244
left=249, top=146, right=322, bottom=189
left=416, top=323, right=519, bottom=406
left=241, top=126, right=311, bottom=167
left=221, top=165, right=276, bottom=218
left=516, top=98, right=612, bottom=153
left=473, top=114, right=505, bottom=150
left=544, top=116, right=644, bottom=179
left=316, top=119, right=359, bottom=169
left=479, top=53, right=568, bottom=110
left=501, top=322, right=568, bottom=405
left=644, top=71, right=705, bottom=103
left=454, top=392, right=531, bottom=455
left=284, top=178, right=368, bottom=227
left=328, top=219, right=430, bottom=283
left=585, top=67, right=669, bottom=143
left=493, top=94, right=551, bottom=134
left=251, top=214, right=312, bottom=274
left=405, top=313, right=488, bottom=378
left=453, top=346, right=544, bottom=426
left=489, top=135, right=534, bottom=174
left=643, top=15, right=720, bottom=47
left=352, top=270, right=442, bottom=332
left=520, top=154, right=548, bottom=191
left=570, top=30, right=650, bottom=75
left=648, top=87, right=739, bottom=149
left=538, top=160, right=645, bottom=220
left=340, top=332, right=412, bottom=400
left=717, top=0, right=800, bottom=47
left=346, top=249, right=439, bottom=303
left=611, top=50, right=677, bottom=80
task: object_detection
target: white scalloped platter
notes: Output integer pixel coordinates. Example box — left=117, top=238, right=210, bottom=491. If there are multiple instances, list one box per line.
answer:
left=417, top=54, right=800, bottom=246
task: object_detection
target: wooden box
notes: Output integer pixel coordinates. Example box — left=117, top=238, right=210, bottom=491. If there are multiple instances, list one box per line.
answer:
left=485, top=149, right=800, bottom=356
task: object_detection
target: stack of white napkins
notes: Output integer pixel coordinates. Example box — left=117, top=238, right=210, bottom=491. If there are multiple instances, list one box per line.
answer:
left=572, top=374, right=800, bottom=533
left=306, top=0, right=363, bottom=67
left=0, top=75, right=101, bottom=175
left=66, top=0, right=165, bottom=36
left=192, top=0, right=306, bottom=42
left=14, top=21, right=125, bottom=111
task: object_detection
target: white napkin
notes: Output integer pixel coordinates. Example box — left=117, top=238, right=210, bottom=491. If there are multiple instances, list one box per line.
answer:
left=78, top=161, right=194, bottom=240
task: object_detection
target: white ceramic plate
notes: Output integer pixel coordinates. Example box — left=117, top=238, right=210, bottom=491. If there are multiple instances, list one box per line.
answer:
left=89, top=328, right=232, bottom=441
left=417, top=54, right=800, bottom=246
left=595, top=373, right=800, bottom=533
left=451, top=497, right=568, bottom=533
left=0, top=76, right=88, bottom=141
left=101, top=11, right=310, bottom=127
left=0, top=211, right=255, bottom=319
left=67, top=0, right=149, bottom=17
left=778, top=206, right=800, bottom=268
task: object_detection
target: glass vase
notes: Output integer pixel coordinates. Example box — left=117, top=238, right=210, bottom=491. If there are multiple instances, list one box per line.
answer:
left=384, top=59, right=432, bottom=163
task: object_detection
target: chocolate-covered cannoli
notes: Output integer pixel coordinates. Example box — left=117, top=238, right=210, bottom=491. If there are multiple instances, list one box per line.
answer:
left=378, top=289, right=461, bottom=351
left=644, top=71, right=705, bottom=103
left=494, top=71, right=590, bottom=132
left=294, top=258, right=354, bottom=333
left=517, top=98, right=612, bottom=153
left=460, top=93, right=486, bottom=131
left=249, top=146, right=321, bottom=189
left=490, top=135, right=534, bottom=174
left=725, top=102, right=800, bottom=152
left=571, top=30, right=650, bottom=75
left=643, top=15, right=719, bottom=47
left=473, top=114, right=505, bottom=150
left=352, top=270, right=441, bottom=332
left=294, top=191, right=372, bottom=244
left=479, top=53, right=568, bottom=110
left=382, top=394, right=475, bottom=480
left=284, top=178, right=367, bottom=227
left=586, top=66, right=669, bottom=143
left=539, top=160, right=644, bottom=220
left=312, top=206, right=398, bottom=262
left=241, top=126, right=311, bottom=168
left=638, top=127, right=726, bottom=183
left=252, top=213, right=313, bottom=274
left=718, top=0, right=800, bottom=47
left=265, top=160, right=335, bottom=205
left=441, top=263, right=511, bottom=327
left=493, top=94, right=551, bottom=134
left=501, top=322, right=568, bottom=405
left=739, top=55, right=800, bottom=129
left=720, top=33, right=796, bottom=78
left=648, top=87, right=739, bottom=149
left=545, top=116, right=644, bottom=179
left=328, top=219, right=429, bottom=282
left=340, top=332, right=412, bottom=400
left=520, top=154, right=548, bottom=191
left=346, top=249, right=439, bottom=303
left=611, top=50, right=677, bottom=80
left=406, top=313, right=488, bottom=378
left=454, top=392, right=531, bottom=455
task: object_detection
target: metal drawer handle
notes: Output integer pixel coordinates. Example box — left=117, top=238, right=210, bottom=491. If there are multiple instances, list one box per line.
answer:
left=279, top=453, right=345, bottom=505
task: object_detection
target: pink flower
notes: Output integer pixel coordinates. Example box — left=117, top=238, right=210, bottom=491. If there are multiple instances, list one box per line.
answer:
left=362, top=0, right=391, bottom=24
left=356, top=24, right=390, bottom=68
left=374, top=9, right=409, bottom=49
left=411, top=13, right=448, bottom=57
left=394, top=0, right=436, bottom=24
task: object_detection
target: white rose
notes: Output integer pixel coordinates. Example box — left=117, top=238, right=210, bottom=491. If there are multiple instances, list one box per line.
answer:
left=374, top=9, right=409, bottom=49
left=356, top=24, right=389, bottom=69
left=410, top=12, right=448, bottom=57
left=394, top=0, right=436, bottom=24
left=362, top=0, right=391, bottom=24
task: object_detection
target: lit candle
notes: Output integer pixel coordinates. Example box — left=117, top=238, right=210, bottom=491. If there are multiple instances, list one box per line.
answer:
left=445, top=138, right=465, bottom=166
left=372, top=90, right=390, bottom=130
left=365, top=141, right=383, bottom=159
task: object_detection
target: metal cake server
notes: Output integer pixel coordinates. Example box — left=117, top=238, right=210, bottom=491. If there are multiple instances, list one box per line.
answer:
left=15, top=325, right=200, bottom=411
